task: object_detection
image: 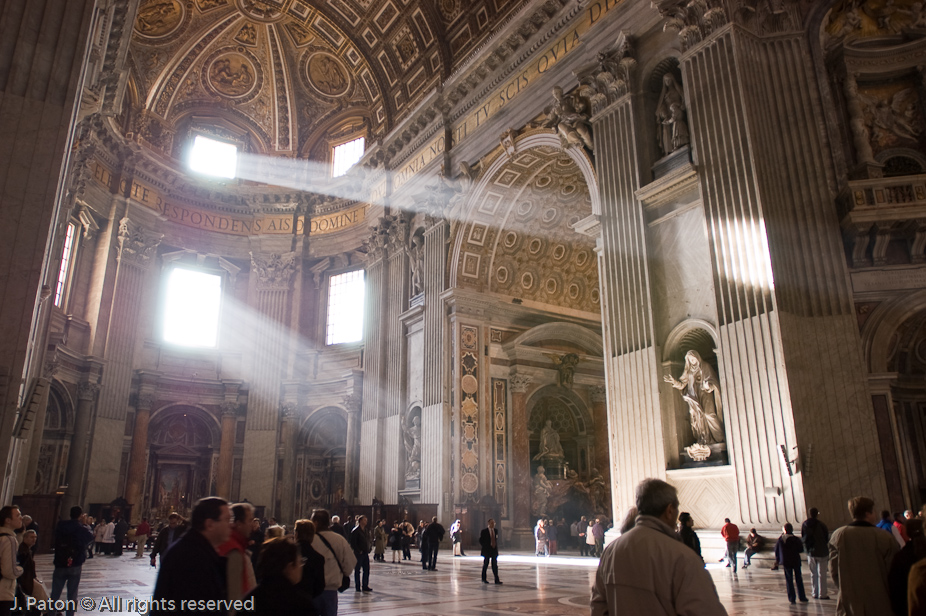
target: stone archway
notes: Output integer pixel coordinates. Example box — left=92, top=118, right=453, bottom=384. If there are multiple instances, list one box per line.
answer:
left=297, top=408, right=348, bottom=514
left=146, top=406, right=220, bottom=519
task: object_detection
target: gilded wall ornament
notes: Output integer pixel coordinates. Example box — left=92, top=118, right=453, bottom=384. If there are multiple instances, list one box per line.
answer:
left=206, top=53, right=258, bottom=98
left=235, top=23, right=258, bottom=46
left=135, top=0, right=184, bottom=38
left=236, top=0, right=293, bottom=22
left=306, top=53, right=349, bottom=97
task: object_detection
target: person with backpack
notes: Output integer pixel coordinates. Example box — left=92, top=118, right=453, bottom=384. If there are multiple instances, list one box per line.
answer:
left=800, top=507, right=830, bottom=600
left=50, top=506, right=94, bottom=616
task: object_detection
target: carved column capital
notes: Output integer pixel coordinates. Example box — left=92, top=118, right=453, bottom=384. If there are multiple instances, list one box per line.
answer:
left=77, top=381, right=101, bottom=401
left=250, top=252, right=297, bottom=291
left=590, top=386, right=607, bottom=404
left=342, top=393, right=362, bottom=413
left=118, top=217, right=162, bottom=269
left=577, top=32, right=636, bottom=117
left=136, top=392, right=156, bottom=410
left=653, top=0, right=728, bottom=51
left=280, top=401, right=297, bottom=419
left=220, top=401, right=239, bottom=417
left=509, top=373, right=533, bottom=394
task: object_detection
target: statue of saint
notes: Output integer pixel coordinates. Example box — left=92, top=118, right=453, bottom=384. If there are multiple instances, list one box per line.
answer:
left=543, top=86, right=594, bottom=150
left=664, top=350, right=725, bottom=446
left=407, top=235, right=423, bottom=296
left=532, top=466, right=553, bottom=516
left=403, top=415, right=421, bottom=479
left=533, top=420, right=565, bottom=461
left=655, top=73, right=689, bottom=156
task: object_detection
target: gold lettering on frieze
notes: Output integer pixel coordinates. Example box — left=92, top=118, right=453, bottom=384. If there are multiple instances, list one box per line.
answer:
left=308, top=204, right=368, bottom=235
left=92, top=162, right=114, bottom=190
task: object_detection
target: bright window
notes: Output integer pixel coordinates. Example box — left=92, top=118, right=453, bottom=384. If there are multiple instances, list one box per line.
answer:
left=331, top=137, right=365, bottom=177
left=162, top=267, right=222, bottom=348
left=54, top=223, right=77, bottom=307
left=189, top=135, right=238, bottom=179
left=326, top=270, right=365, bottom=345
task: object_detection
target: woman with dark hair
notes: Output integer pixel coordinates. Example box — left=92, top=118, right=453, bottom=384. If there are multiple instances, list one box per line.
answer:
left=244, top=538, right=318, bottom=615
left=676, top=512, right=701, bottom=560
left=293, top=520, right=326, bottom=601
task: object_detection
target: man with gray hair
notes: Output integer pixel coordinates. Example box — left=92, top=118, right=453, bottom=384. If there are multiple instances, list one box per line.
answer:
left=591, top=478, right=727, bottom=616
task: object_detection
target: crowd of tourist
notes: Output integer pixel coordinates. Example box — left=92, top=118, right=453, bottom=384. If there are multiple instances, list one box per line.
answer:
left=4, top=489, right=926, bottom=615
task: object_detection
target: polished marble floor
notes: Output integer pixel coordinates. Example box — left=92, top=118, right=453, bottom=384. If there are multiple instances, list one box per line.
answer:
left=32, top=549, right=838, bottom=615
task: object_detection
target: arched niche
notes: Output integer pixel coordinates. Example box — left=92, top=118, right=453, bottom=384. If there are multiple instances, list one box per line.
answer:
left=526, top=384, right=594, bottom=478
left=146, top=404, right=221, bottom=519
left=297, top=407, right=348, bottom=512
left=661, top=319, right=726, bottom=469
left=861, top=291, right=926, bottom=507
left=35, top=383, right=75, bottom=494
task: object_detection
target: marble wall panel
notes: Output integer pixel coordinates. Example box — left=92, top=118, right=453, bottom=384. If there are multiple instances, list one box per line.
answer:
left=239, top=429, right=276, bottom=505
left=420, top=402, right=443, bottom=504
left=666, top=467, right=736, bottom=530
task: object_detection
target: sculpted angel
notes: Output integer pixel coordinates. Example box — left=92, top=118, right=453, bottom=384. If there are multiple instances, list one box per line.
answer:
left=663, top=350, right=725, bottom=446
left=543, top=86, right=593, bottom=151
left=545, top=352, right=581, bottom=388
left=859, top=88, right=922, bottom=147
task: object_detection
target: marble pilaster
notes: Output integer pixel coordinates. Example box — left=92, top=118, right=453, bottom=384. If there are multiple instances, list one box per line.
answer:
left=86, top=217, right=161, bottom=503
left=125, top=391, right=155, bottom=522
left=240, top=252, right=296, bottom=507
left=61, top=379, right=101, bottom=514
left=509, top=373, right=533, bottom=533
left=216, top=402, right=238, bottom=500
left=590, top=386, right=609, bottom=477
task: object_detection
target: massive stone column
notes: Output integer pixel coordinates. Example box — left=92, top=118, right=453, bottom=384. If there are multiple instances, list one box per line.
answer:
left=590, top=386, right=609, bottom=476
left=86, top=217, right=161, bottom=503
left=580, top=37, right=665, bottom=515
left=509, top=373, right=533, bottom=543
left=216, top=402, right=238, bottom=500
left=382, top=217, right=409, bottom=501
left=0, top=0, right=99, bottom=500
left=359, top=224, right=388, bottom=502
left=61, top=378, right=101, bottom=513
left=420, top=213, right=449, bottom=510
left=278, top=402, right=296, bottom=520
left=342, top=391, right=362, bottom=502
left=124, top=391, right=154, bottom=521
left=656, top=0, right=888, bottom=522
left=240, top=252, right=296, bottom=507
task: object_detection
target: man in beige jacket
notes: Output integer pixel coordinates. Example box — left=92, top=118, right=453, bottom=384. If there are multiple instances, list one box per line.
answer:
left=828, top=495, right=899, bottom=616
left=0, top=505, right=24, bottom=616
left=591, top=479, right=727, bottom=616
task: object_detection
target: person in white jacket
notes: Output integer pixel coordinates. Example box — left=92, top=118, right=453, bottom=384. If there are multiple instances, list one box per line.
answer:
left=0, top=505, right=24, bottom=616
left=591, top=479, right=728, bottom=616
left=310, top=509, right=356, bottom=616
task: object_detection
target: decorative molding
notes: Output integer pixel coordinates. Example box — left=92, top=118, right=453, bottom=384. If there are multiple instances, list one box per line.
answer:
left=77, top=382, right=101, bottom=401
left=221, top=401, right=239, bottom=417
left=117, top=217, right=162, bottom=269
left=136, top=392, right=156, bottom=410
left=590, top=385, right=607, bottom=404
left=250, top=252, right=297, bottom=291
left=509, top=373, right=533, bottom=394
left=577, top=32, right=636, bottom=118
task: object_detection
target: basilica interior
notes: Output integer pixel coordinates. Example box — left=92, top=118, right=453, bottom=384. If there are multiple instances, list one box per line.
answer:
left=1, top=0, right=925, bottom=552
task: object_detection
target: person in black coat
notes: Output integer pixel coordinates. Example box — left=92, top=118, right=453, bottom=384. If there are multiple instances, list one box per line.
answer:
left=774, top=522, right=808, bottom=605
left=152, top=497, right=231, bottom=616
left=479, top=519, right=502, bottom=584
left=349, top=516, right=372, bottom=592
left=244, top=538, right=318, bottom=616
left=422, top=517, right=445, bottom=571
left=293, top=520, right=326, bottom=601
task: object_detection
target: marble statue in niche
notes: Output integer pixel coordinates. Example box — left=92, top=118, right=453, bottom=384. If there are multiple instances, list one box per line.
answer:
left=543, top=86, right=594, bottom=151
left=531, top=465, right=554, bottom=516
left=407, top=234, right=423, bottom=295
left=656, top=73, right=689, bottom=156
left=403, top=415, right=421, bottom=480
left=532, top=420, right=565, bottom=461
left=663, top=350, right=724, bottom=461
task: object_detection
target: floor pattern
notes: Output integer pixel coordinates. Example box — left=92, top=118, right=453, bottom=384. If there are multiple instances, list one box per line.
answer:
left=31, top=550, right=838, bottom=615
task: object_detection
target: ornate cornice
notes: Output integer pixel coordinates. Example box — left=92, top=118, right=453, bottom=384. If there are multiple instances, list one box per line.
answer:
left=117, top=217, right=162, bottom=269
left=250, top=252, right=297, bottom=291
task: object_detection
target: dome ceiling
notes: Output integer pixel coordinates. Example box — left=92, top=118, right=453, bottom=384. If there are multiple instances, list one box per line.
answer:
left=126, top=0, right=528, bottom=162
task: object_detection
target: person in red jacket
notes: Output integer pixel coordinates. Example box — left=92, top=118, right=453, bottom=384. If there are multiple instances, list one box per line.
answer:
left=135, top=518, right=151, bottom=558
left=721, top=518, right=741, bottom=573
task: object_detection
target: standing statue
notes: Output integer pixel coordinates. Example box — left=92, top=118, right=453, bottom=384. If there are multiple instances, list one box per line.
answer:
left=531, top=466, right=554, bottom=516
left=655, top=73, right=689, bottom=156
left=407, top=234, right=424, bottom=296
left=543, top=86, right=594, bottom=151
left=663, top=350, right=724, bottom=450
left=403, top=415, right=421, bottom=480
left=532, top=420, right=565, bottom=461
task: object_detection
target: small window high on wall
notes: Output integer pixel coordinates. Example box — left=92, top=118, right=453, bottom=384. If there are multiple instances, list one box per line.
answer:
left=189, top=135, right=238, bottom=179
left=162, top=267, right=223, bottom=348
left=53, top=222, right=77, bottom=307
left=332, top=137, right=364, bottom=177
left=326, top=270, right=365, bottom=345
